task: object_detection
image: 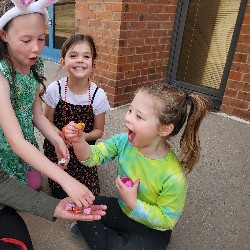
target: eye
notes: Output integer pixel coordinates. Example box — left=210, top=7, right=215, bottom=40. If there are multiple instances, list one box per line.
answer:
left=38, top=38, right=45, bottom=42
left=22, top=40, right=30, bottom=43
left=136, top=114, right=142, bottom=119
left=69, top=54, right=77, bottom=58
left=84, top=55, right=91, bottom=59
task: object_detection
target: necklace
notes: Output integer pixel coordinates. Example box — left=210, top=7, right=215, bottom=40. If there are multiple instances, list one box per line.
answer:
left=63, top=77, right=92, bottom=125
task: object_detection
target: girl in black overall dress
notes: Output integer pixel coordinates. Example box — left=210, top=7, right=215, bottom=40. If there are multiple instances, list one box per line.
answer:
left=43, top=81, right=100, bottom=198
left=42, top=34, right=110, bottom=199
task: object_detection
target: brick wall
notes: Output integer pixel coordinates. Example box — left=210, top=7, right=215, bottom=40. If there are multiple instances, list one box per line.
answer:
left=75, top=0, right=177, bottom=107
left=221, top=1, right=250, bottom=121
left=75, top=0, right=250, bottom=121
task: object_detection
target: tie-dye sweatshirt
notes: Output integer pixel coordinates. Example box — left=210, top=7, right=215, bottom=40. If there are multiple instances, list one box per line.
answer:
left=82, top=133, right=188, bottom=231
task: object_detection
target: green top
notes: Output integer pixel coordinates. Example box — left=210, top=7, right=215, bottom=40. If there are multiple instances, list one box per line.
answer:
left=82, top=133, right=188, bottom=231
left=0, top=58, right=43, bottom=183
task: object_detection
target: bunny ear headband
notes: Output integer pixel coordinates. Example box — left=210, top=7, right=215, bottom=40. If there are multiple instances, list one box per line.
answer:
left=0, top=0, right=59, bottom=29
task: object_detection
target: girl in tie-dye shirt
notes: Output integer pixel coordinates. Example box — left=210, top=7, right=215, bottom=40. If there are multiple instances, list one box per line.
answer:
left=65, top=83, right=211, bottom=250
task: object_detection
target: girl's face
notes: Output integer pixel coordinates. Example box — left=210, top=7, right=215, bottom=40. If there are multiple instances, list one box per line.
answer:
left=1, top=13, right=46, bottom=75
left=124, top=91, right=162, bottom=148
left=61, top=41, right=93, bottom=80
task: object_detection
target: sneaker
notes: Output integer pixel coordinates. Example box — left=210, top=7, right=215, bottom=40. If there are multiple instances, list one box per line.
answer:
left=70, top=221, right=80, bottom=234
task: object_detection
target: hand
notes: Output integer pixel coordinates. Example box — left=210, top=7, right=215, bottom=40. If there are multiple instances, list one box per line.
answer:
left=65, top=121, right=85, bottom=144
left=116, top=175, right=140, bottom=210
left=61, top=176, right=95, bottom=209
left=54, top=197, right=107, bottom=221
left=54, top=138, right=70, bottom=169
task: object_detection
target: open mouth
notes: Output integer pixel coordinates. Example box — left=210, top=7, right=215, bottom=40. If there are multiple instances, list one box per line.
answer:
left=127, top=128, right=135, bottom=142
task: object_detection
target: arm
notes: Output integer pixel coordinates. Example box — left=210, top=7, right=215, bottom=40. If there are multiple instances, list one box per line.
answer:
left=0, top=167, right=106, bottom=221
left=84, top=112, right=106, bottom=142
left=33, top=87, right=67, bottom=157
left=129, top=174, right=187, bottom=230
left=0, top=75, right=94, bottom=208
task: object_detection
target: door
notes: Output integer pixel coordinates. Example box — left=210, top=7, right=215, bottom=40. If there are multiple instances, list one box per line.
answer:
left=167, top=0, right=247, bottom=110
left=41, top=0, right=75, bottom=62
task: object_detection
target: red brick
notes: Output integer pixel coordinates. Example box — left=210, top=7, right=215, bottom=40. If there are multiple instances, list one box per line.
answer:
left=232, top=108, right=250, bottom=121
left=224, top=88, right=237, bottom=98
left=238, top=91, right=250, bottom=102
left=242, top=73, right=250, bottom=82
left=228, top=71, right=243, bottom=81
left=233, top=53, right=248, bottom=63
left=221, top=104, right=234, bottom=114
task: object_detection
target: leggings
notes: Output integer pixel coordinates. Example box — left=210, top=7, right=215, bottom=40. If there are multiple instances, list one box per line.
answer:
left=78, top=196, right=172, bottom=250
left=0, top=206, right=33, bottom=250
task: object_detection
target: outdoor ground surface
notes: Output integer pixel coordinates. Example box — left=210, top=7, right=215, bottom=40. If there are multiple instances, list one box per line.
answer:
left=20, top=60, right=250, bottom=250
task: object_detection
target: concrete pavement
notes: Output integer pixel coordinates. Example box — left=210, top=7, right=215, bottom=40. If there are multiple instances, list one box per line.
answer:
left=20, top=60, right=250, bottom=250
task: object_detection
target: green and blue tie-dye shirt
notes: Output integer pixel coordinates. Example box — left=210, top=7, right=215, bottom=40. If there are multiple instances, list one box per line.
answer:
left=82, top=133, right=188, bottom=231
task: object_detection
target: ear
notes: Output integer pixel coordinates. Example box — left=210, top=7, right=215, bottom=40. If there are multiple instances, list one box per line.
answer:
left=0, top=30, right=7, bottom=42
left=159, top=124, right=174, bottom=137
left=60, top=58, right=65, bottom=68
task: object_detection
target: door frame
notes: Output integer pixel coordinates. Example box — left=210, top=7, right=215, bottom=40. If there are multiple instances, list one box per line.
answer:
left=41, top=5, right=60, bottom=62
left=167, top=0, right=247, bottom=109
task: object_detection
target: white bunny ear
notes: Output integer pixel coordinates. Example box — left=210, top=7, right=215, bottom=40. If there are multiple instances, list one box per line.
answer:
left=11, top=0, right=34, bottom=8
left=0, top=0, right=58, bottom=29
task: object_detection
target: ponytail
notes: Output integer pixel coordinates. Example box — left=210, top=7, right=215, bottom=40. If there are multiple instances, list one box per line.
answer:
left=180, top=93, right=211, bottom=173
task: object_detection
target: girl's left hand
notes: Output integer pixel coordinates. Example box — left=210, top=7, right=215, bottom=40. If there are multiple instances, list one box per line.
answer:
left=115, top=175, right=140, bottom=210
left=55, top=139, right=70, bottom=169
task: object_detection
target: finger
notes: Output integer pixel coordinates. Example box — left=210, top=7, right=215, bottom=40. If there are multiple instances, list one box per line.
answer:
left=90, top=204, right=107, bottom=212
left=84, top=194, right=95, bottom=206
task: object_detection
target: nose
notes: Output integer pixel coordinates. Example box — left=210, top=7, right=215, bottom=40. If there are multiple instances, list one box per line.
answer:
left=125, top=112, right=132, bottom=124
left=31, top=41, right=40, bottom=53
left=77, top=56, right=84, bottom=63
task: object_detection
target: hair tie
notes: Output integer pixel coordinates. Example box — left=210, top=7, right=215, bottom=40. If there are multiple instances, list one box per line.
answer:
left=0, top=0, right=59, bottom=29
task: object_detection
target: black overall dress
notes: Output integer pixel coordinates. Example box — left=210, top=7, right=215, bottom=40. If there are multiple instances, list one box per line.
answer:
left=43, top=82, right=100, bottom=198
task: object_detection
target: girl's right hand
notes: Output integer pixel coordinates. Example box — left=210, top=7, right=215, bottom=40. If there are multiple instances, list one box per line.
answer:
left=64, top=121, right=85, bottom=143
left=61, top=176, right=95, bottom=209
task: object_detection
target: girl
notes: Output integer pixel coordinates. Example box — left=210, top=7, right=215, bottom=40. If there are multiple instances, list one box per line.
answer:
left=42, top=34, right=110, bottom=199
left=0, top=0, right=95, bottom=210
left=65, top=83, right=211, bottom=250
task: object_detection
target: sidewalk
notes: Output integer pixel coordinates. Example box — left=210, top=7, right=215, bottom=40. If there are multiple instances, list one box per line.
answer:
left=20, top=60, right=250, bottom=250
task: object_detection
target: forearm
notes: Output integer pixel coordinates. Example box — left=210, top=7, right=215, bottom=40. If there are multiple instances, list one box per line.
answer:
left=0, top=167, right=59, bottom=221
left=72, top=137, right=92, bottom=161
left=11, top=138, right=71, bottom=186
left=33, top=113, right=62, bottom=147
left=129, top=199, right=174, bottom=230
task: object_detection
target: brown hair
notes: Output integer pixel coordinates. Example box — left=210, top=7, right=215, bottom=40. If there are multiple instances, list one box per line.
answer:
left=137, top=83, right=212, bottom=174
left=0, top=9, right=46, bottom=97
left=61, top=34, right=97, bottom=67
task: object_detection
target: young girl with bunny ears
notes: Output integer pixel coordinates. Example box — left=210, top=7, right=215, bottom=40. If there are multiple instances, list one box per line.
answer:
left=0, top=0, right=98, bottom=212
left=65, top=83, right=211, bottom=249
left=0, top=0, right=107, bottom=248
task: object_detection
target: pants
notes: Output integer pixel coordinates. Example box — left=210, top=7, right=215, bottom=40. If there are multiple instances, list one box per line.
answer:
left=0, top=206, right=33, bottom=250
left=51, top=186, right=68, bottom=199
left=78, top=196, right=172, bottom=250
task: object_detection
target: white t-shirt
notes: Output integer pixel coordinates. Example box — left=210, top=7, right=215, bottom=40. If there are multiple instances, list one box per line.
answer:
left=43, top=77, right=110, bottom=115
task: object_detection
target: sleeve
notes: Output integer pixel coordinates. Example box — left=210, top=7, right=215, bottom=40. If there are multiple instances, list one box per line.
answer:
left=42, top=81, right=60, bottom=108
left=81, top=134, right=119, bottom=166
left=130, top=173, right=188, bottom=230
left=0, top=167, right=59, bottom=221
left=93, top=88, right=110, bottom=115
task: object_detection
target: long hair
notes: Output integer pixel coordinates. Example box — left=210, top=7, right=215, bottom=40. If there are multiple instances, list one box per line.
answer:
left=137, top=83, right=212, bottom=174
left=0, top=2, right=46, bottom=97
